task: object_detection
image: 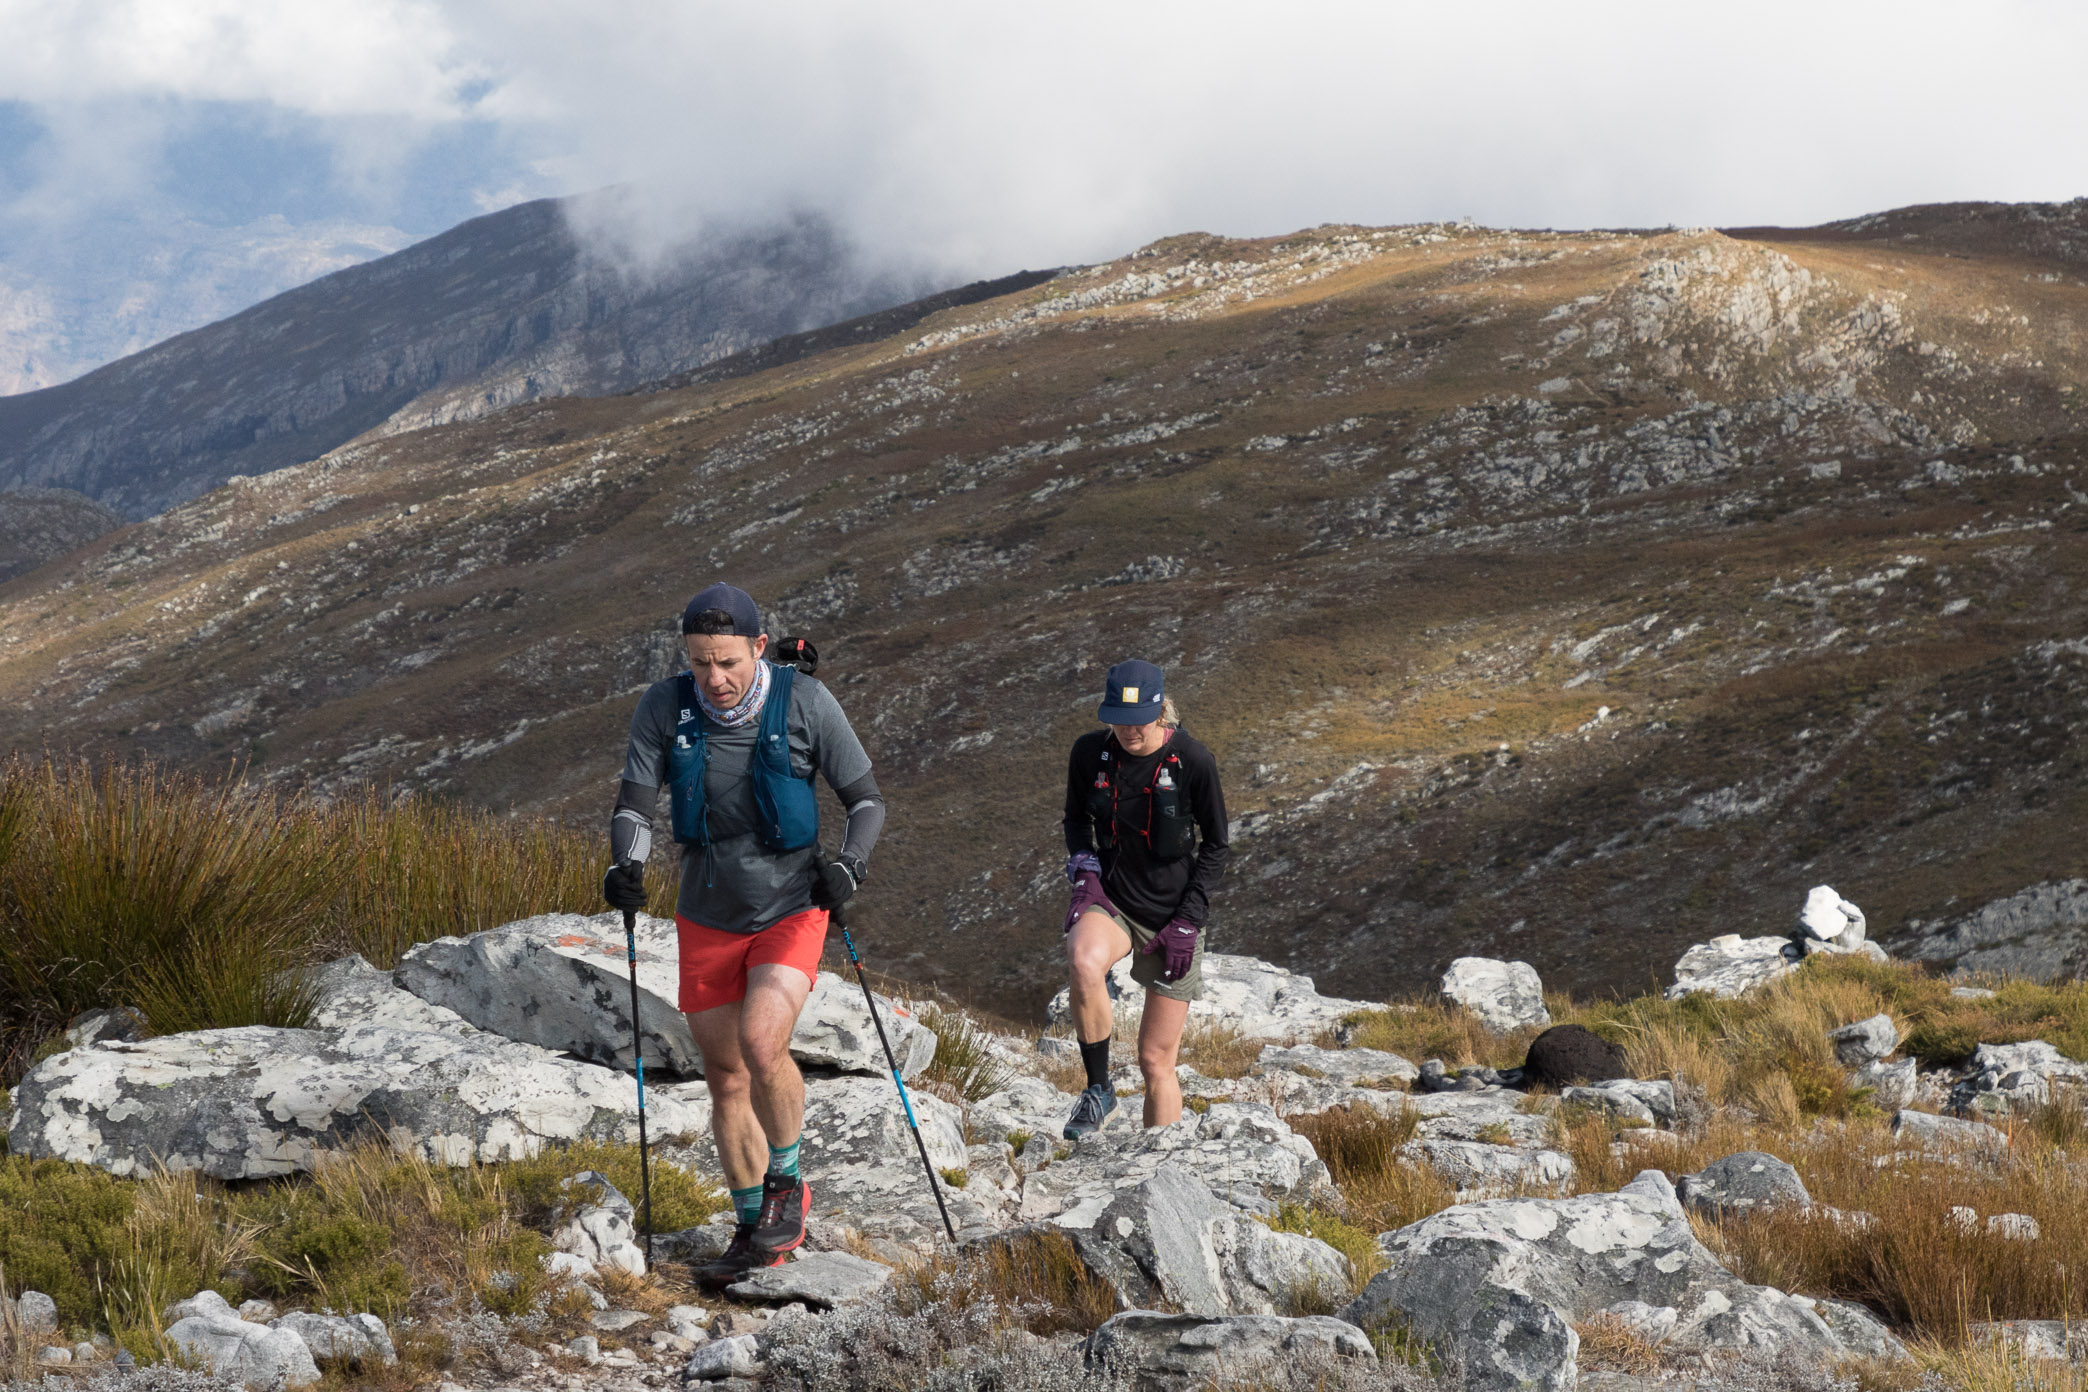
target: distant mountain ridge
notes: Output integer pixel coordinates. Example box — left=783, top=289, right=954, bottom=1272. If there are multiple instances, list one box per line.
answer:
left=0, top=195, right=931, bottom=519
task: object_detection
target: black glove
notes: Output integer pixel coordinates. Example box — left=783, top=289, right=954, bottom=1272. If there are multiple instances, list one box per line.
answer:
left=809, top=857, right=858, bottom=910
left=602, top=861, right=647, bottom=912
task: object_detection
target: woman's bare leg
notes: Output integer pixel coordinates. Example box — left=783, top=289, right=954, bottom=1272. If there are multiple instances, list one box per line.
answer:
left=1065, top=909, right=1134, bottom=1047
left=1137, top=990, right=1191, bottom=1127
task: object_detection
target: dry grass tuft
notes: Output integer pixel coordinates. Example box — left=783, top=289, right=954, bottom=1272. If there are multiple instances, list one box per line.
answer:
left=914, top=1003, right=1015, bottom=1105
left=1573, top=1312, right=1662, bottom=1375
left=894, top=1227, right=1118, bottom=1335
left=1177, top=1021, right=1275, bottom=1081
left=1329, top=1000, right=1540, bottom=1070
left=1290, top=1104, right=1457, bottom=1243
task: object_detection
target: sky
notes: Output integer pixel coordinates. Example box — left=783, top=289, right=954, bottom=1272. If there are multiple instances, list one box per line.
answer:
left=2, top=1, right=2086, bottom=385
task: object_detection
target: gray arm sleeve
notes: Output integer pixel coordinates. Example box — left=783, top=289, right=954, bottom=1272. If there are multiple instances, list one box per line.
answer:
left=610, top=779, right=655, bottom=865
left=835, top=771, right=884, bottom=872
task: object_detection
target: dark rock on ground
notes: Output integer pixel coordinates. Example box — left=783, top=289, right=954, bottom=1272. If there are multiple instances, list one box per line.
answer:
left=1522, top=1025, right=1628, bottom=1089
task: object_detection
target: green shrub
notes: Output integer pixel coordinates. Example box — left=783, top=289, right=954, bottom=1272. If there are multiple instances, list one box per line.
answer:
left=0, top=1155, right=140, bottom=1329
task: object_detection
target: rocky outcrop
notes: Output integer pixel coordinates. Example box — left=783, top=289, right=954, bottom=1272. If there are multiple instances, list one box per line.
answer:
left=163, top=1292, right=321, bottom=1389
left=1894, top=880, right=2088, bottom=981
left=393, top=914, right=935, bottom=1079
left=5, top=1022, right=708, bottom=1178
left=1950, top=1040, right=2088, bottom=1116
left=1796, top=885, right=1868, bottom=952
left=0, top=486, right=124, bottom=581
left=1441, top=957, right=1552, bottom=1033
left=1046, top=952, right=1372, bottom=1041
left=1086, top=1311, right=1376, bottom=1392
left=1059, top=1169, right=1348, bottom=1317
left=726, top=1251, right=892, bottom=1307
left=1340, top=1170, right=1900, bottom=1376
left=1019, top=1102, right=1336, bottom=1229
left=1668, top=935, right=1803, bottom=999
left=271, top=1312, right=397, bottom=1367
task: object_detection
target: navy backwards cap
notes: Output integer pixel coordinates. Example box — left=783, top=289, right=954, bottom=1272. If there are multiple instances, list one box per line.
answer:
left=1098, top=659, right=1165, bottom=725
left=681, top=582, right=763, bottom=637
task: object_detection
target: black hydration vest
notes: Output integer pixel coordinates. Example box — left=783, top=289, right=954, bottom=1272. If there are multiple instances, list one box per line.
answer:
left=1087, top=742, right=1197, bottom=861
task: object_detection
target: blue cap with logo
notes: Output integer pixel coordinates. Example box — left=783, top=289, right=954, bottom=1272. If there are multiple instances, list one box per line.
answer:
left=1098, top=659, right=1165, bottom=725
left=681, top=582, right=763, bottom=637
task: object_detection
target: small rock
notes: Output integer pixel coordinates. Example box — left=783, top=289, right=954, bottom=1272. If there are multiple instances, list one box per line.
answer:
left=1989, top=1213, right=2041, bottom=1240
left=651, top=1331, right=696, bottom=1354
left=1947, top=1206, right=1979, bottom=1233
left=1441, top=958, right=1552, bottom=1033
left=1522, top=1024, right=1628, bottom=1088
left=1561, top=1079, right=1675, bottom=1126
left=1952, top=986, right=1998, bottom=1001
left=684, top=1333, right=761, bottom=1381
left=590, top=1308, right=650, bottom=1332
left=1853, top=1058, right=1917, bottom=1110
left=17, top=1289, right=58, bottom=1332
left=36, top=1347, right=72, bottom=1366
left=1604, top=1300, right=1678, bottom=1343
left=1828, top=1014, right=1898, bottom=1066
left=726, top=1250, right=893, bottom=1307
left=1798, top=886, right=1867, bottom=949
left=1677, top=1151, right=1811, bottom=1219
left=63, top=1006, right=149, bottom=1047
left=1086, top=1311, right=1377, bottom=1390
left=566, top=1334, right=600, bottom=1363
left=666, top=1304, right=710, bottom=1341
left=273, top=1311, right=397, bottom=1367
left=74, top=1342, right=100, bottom=1363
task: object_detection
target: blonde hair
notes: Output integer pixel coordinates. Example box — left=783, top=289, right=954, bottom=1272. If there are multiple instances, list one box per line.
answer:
left=1160, top=696, right=1181, bottom=728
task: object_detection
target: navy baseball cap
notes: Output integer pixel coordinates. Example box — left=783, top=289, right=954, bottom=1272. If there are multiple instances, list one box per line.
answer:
left=1098, top=659, right=1165, bottom=725
left=681, top=582, right=762, bottom=637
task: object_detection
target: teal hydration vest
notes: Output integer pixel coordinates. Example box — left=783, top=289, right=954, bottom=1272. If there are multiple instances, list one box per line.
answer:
left=667, top=663, right=820, bottom=851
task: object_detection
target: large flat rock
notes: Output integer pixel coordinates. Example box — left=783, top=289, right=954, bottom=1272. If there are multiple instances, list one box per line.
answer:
left=1045, top=952, right=1372, bottom=1040
left=1019, top=1102, right=1335, bottom=1228
left=392, top=913, right=935, bottom=1078
left=7, top=1023, right=708, bottom=1178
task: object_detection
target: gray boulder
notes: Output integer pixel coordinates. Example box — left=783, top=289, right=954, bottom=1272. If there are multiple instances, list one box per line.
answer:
left=1441, top=958, right=1552, bottom=1033
left=1061, top=1168, right=1348, bottom=1317
left=1018, top=1102, right=1335, bottom=1229
left=166, top=1296, right=321, bottom=1389
left=966, top=1074, right=1080, bottom=1148
left=1827, top=1014, right=1898, bottom=1066
left=1047, top=952, right=1373, bottom=1041
left=1797, top=886, right=1867, bottom=950
left=272, top=1312, right=397, bottom=1367
left=1400, top=1138, right=1574, bottom=1193
left=1256, top=1044, right=1418, bottom=1088
left=1086, top=1311, right=1376, bottom=1392
left=63, top=1007, right=148, bottom=1048
left=1341, top=1170, right=1887, bottom=1363
left=727, top=1251, right=892, bottom=1307
left=8, top=1022, right=708, bottom=1178
left=1676, top=1152, right=1811, bottom=1219
left=1667, top=935, right=1801, bottom=999
left=1892, top=1109, right=2009, bottom=1152
left=394, top=912, right=934, bottom=1078
left=1853, top=1058, right=1918, bottom=1111
left=1951, top=1041, right=2088, bottom=1116
left=1970, top=1320, right=2088, bottom=1362
left=685, top=1332, right=761, bottom=1381
left=1560, top=1079, right=1676, bottom=1127
left=15, top=1289, right=58, bottom=1333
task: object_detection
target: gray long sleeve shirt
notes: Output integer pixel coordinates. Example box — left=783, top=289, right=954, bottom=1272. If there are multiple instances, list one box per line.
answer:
left=615, top=665, right=882, bottom=933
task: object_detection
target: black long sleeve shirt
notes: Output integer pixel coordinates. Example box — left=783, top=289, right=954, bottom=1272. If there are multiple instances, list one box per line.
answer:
left=1062, top=727, right=1230, bottom=931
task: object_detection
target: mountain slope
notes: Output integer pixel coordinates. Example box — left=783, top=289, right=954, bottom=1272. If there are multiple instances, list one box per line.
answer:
left=5, top=202, right=2086, bottom=1018
left=0, top=195, right=930, bottom=519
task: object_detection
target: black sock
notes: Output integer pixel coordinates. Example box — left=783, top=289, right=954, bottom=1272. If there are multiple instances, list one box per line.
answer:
left=1079, top=1037, right=1111, bottom=1091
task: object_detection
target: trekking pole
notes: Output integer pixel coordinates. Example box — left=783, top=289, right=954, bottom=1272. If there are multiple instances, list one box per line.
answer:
left=834, top=902, right=959, bottom=1244
left=620, top=905, right=655, bottom=1268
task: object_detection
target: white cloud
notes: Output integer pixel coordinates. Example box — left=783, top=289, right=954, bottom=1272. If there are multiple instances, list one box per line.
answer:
left=5, top=0, right=2088, bottom=285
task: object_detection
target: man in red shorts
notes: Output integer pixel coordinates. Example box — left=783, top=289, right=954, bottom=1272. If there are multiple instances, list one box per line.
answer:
left=601, top=582, right=882, bottom=1289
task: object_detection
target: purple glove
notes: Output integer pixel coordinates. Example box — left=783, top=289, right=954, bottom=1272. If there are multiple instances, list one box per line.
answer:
left=1065, top=852, right=1102, bottom=884
left=1141, top=917, right=1199, bottom=982
left=1065, top=871, right=1115, bottom=934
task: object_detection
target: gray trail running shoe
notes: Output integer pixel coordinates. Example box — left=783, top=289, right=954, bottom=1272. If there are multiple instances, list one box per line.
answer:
left=1063, top=1084, right=1119, bottom=1139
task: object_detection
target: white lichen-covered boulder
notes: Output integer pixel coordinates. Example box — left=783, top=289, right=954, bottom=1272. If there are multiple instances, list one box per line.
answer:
left=393, top=913, right=934, bottom=1079
left=1019, top=1102, right=1335, bottom=1229
left=1086, top=1311, right=1377, bottom=1392
left=1340, top=1170, right=1903, bottom=1378
left=1667, top=935, right=1801, bottom=1000
left=303, top=954, right=478, bottom=1035
left=272, top=1312, right=397, bottom=1367
left=555, top=1171, right=648, bottom=1276
left=6, top=1023, right=708, bottom=1178
left=1055, top=1168, right=1348, bottom=1317
left=1798, top=885, right=1867, bottom=950
left=1441, top=958, right=1552, bottom=1033
left=1827, top=1014, right=1898, bottom=1067
left=1046, top=952, right=1372, bottom=1041
left=164, top=1292, right=321, bottom=1389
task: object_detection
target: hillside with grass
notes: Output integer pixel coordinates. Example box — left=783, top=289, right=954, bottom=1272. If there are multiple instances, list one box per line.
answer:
left=3, top=200, right=2084, bottom=1022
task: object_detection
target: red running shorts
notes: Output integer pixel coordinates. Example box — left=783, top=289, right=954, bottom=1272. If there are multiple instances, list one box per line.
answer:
left=675, top=908, right=828, bottom=1013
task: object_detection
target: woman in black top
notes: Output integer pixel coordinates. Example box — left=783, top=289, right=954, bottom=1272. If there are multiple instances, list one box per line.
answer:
left=1059, top=658, right=1230, bottom=1137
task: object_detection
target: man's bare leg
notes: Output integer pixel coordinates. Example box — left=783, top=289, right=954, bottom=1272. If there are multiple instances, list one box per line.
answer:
left=1137, top=991, right=1190, bottom=1127
left=1066, top=909, right=1133, bottom=1046
left=685, top=963, right=814, bottom=1193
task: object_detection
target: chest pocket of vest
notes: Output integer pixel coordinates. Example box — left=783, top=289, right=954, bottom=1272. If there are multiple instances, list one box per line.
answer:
left=666, top=665, right=820, bottom=851
left=667, top=676, right=710, bottom=846
left=1150, top=755, right=1197, bottom=861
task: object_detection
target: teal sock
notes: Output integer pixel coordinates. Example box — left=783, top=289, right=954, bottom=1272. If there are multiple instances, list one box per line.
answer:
left=731, top=1185, right=763, bottom=1226
left=766, top=1138, right=801, bottom=1181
